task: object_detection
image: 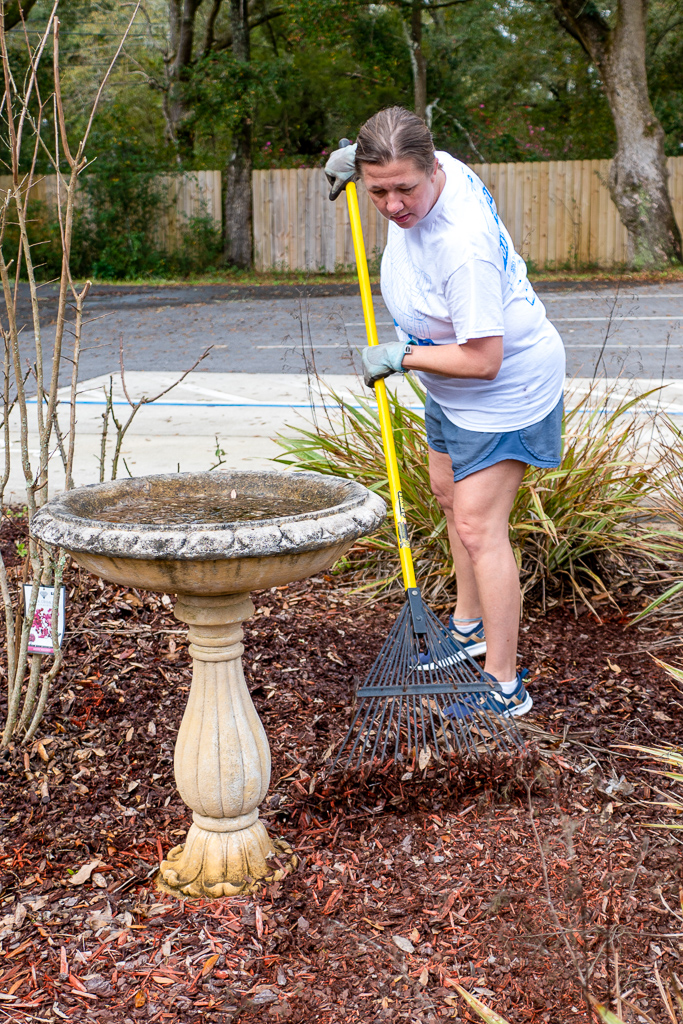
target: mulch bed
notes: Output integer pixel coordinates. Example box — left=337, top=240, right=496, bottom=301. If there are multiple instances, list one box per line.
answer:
left=1, top=519, right=682, bottom=1024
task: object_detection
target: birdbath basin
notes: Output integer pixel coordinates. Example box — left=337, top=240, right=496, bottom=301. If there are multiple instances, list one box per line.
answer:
left=31, top=470, right=385, bottom=898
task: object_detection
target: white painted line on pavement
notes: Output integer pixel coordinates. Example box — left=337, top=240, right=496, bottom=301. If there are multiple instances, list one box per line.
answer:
left=345, top=316, right=683, bottom=327
left=154, top=378, right=265, bottom=404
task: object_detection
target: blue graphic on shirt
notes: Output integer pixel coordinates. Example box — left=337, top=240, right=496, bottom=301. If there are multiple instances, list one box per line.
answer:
left=482, top=185, right=499, bottom=225
left=499, top=231, right=509, bottom=270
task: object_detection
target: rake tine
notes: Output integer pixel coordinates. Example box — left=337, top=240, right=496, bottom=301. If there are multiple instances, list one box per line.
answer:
left=428, top=658, right=453, bottom=756
left=381, top=695, right=400, bottom=762
left=334, top=591, right=524, bottom=768
left=368, top=691, right=393, bottom=763
left=341, top=697, right=376, bottom=770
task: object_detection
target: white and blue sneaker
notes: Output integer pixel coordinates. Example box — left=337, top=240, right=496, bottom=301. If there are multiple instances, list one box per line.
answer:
left=444, top=670, right=533, bottom=720
left=418, top=616, right=486, bottom=670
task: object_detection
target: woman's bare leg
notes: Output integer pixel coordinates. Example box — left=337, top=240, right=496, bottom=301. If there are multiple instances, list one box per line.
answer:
left=451, top=460, right=526, bottom=682
left=428, top=448, right=481, bottom=620
left=429, top=448, right=525, bottom=681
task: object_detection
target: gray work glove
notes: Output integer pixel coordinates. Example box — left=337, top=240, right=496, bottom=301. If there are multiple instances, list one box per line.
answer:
left=362, top=342, right=412, bottom=388
left=325, top=141, right=357, bottom=200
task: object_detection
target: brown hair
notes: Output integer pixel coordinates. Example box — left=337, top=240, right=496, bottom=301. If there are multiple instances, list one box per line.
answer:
left=355, top=106, right=435, bottom=175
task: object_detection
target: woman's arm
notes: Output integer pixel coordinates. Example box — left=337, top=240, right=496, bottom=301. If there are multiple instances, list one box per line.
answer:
left=402, top=335, right=503, bottom=380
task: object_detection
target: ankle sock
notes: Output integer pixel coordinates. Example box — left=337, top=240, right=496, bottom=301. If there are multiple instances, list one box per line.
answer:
left=452, top=617, right=481, bottom=636
left=496, top=676, right=519, bottom=695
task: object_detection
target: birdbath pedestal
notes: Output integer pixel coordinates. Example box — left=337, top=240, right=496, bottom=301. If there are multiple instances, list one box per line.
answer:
left=31, top=470, right=385, bottom=899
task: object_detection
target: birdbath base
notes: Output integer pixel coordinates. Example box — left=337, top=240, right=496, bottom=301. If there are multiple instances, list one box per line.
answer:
left=158, top=592, right=297, bottom=899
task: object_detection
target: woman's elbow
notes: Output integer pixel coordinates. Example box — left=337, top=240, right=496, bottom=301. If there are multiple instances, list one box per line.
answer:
left=478, top=358, right=503, bottom=381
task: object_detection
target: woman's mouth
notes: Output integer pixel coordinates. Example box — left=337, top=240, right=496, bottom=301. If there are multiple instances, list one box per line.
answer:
left=393, top=212, right=411, bottom=224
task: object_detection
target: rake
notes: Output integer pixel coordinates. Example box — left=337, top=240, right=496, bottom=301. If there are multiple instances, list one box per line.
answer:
left=332, top=153, right=523, bottom=770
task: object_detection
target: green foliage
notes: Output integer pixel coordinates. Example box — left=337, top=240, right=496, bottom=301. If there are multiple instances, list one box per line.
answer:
left=6, top=0, right=683, bottom=180
left=648, top=0, right=683, bottom=157
left=5, top=0, right=683, bottom=278
left=632, top=415, right=683, bottom=621
left=275, top=377, right=667, bottom=607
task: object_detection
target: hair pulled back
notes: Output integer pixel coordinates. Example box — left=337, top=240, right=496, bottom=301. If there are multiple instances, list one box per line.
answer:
left=355, top=106, right=435, bottom=175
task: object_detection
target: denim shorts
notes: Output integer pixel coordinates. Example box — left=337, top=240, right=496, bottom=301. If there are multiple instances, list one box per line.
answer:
left=425, top=393, right=564, bottom=482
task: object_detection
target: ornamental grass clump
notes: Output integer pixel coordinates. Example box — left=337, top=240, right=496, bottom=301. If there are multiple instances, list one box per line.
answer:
left=276, top=377, right=666, bottom=608
left=632, top=418, right=683, bottom=621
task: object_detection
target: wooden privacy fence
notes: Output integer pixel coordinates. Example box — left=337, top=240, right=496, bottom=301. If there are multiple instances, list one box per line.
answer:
left=0, top=170, right=222, bottom=249
left=252, top=157, right=683, bottom=271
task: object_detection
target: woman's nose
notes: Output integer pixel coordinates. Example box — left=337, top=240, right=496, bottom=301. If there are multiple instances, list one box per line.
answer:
left=386, top=192, right=404, bottom=214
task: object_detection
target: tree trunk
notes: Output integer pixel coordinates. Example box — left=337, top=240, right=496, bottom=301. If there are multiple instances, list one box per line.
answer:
left=167, top=0, right=205, bottom=163
left=552, top=0, right=682, bottom=268
left=224, top=0, right=253, bottom=268
left=402, top=2, right=427, bottom=120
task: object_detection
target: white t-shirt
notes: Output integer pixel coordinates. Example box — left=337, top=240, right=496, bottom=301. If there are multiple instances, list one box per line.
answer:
left=380, top=151, right=565, bottom=432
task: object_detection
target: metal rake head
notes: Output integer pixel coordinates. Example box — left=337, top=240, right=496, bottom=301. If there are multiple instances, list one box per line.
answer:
left=335, top=599, right=523, bottom=770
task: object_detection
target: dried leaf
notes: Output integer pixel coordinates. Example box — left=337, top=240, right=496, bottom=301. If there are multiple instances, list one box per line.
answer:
left=91, top=872, right=108, bottom=889
left=13, top=903, right=26, bottom=929
left=134, top=989, right=147, bottom=1008
left=201, top=954, right=220, bottom=977
left=69, top=860, right=101, bottom=886
left=418, top=967, right=429, bottom=986
left=392, top=935, right=414, bottom=954
left=418, top=746, right=432, bottom=770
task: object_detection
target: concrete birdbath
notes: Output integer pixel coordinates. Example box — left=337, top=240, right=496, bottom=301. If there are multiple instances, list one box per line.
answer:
left=31, top=470, right=385, bottom=899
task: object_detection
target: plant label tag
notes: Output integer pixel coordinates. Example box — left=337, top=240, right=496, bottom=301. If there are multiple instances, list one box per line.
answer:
left=23, top=585, right=66, bottom=655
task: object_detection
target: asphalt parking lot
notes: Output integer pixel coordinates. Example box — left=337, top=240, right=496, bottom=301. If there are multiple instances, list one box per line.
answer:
left=18, top=280, right=683, bottom=386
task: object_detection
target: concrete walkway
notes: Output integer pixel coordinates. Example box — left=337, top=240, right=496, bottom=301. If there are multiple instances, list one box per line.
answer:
left=5, top=372, right=683, bottom=503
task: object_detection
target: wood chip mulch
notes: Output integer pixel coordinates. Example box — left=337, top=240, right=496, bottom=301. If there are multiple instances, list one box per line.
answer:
left=1, top=525, right=682, bottom=1024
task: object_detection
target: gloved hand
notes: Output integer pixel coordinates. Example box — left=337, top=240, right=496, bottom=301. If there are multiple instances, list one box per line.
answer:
left=362, top=342, right=412, bottom=388
left=325, top=142, right=357, bottom=200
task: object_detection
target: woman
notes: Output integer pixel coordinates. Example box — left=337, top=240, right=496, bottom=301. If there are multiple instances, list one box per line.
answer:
left=325, top=107, right=565, bottom=718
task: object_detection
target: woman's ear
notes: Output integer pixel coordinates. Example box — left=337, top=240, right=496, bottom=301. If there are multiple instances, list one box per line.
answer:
left=430, top=156, right=440, bottom=181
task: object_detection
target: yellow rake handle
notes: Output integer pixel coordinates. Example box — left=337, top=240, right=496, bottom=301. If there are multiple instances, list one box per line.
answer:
left=345, top=180, right=416, bottom=591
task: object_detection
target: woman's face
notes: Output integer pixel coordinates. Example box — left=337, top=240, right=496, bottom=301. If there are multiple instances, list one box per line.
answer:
left=361, top=156, right=442, bottom=229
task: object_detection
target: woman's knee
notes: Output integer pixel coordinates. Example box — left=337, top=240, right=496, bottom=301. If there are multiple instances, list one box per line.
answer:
left=452, top=512, right=500, bottom=560
left=429, top=470, right=454, bottom=513
left=428, top=450, right=455, bottom=512
left=431, top=483, right=453, bottom=513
